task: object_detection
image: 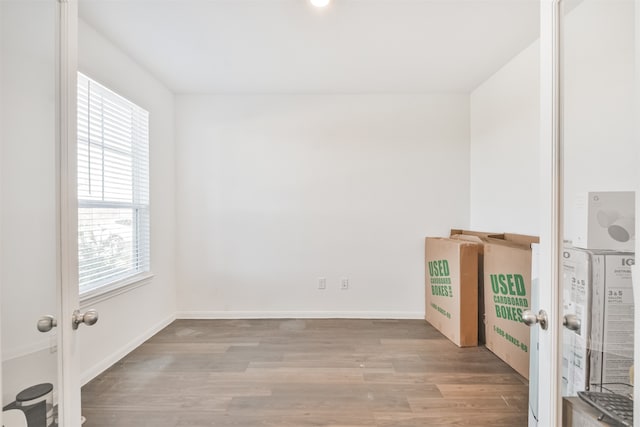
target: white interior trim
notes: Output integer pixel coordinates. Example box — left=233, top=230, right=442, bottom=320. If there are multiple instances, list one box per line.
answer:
left=537, top=0, right=562, bottom=425
left=57, top=0, right=80, bottom=425
left=81, top=313, right=175, bottom=385
left=176, top=311, right=425, bottom=320
left=79, top=272, right=154, bottom=309
left=1, top=339, right=52, bottom=363
left=0, top=0, right=3, bottom=419
left=634, top=0, right=640, bottom=419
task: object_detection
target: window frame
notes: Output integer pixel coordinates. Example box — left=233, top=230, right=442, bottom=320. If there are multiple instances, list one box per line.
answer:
left=76, top=72, right=152, bottom=305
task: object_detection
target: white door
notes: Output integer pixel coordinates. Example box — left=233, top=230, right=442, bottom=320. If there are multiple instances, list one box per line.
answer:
left=1, top=1, right=86, bottom=426
left=533, top=0, right=639, bottom=425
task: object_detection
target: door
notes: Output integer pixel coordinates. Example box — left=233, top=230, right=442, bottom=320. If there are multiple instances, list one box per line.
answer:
left=1, top=1, right=85, bottom=426
left=533, top=0, right=639, bottom=425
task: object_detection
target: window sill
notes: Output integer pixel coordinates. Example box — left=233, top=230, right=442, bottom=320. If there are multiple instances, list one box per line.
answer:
left=79, top=272, right=154, bottom=308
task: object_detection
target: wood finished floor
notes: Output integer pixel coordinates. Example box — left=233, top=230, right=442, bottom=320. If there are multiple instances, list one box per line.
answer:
left=81, top=319, right=528, bottom=426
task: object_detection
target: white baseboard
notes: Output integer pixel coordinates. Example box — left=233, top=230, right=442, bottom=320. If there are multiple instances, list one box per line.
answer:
left=175, top=311, right=424, bottom=320
left=81, top=313, right=176, bottom=385
left=2, top=337, right=51, bottom=362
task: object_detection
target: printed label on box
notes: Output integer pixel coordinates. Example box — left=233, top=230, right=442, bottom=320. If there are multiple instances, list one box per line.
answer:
left=425, top=238, right=479, bottom=347
left=483, top=235, right=538, bottom=380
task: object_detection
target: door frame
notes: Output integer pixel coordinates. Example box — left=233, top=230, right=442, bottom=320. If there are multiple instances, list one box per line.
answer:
left=0, top=1, right=3, bottom=418
left=57, top=0, right=80, bottom=425
left=538, top=0, right=562, bottom=425
left=635, top=1, right=640, bottom=422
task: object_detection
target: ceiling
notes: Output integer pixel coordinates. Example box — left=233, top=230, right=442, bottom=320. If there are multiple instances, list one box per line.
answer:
left=79, top=0, right=540, bottom=94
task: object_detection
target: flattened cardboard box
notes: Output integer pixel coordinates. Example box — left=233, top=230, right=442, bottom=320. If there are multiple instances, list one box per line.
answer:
left=450, top=229, right=504, bottom=239
left=483, top=234, right=539, bottom=379
left=449, top=233, right=490, bottom=345
left=425, top=238, right=479, bottom=347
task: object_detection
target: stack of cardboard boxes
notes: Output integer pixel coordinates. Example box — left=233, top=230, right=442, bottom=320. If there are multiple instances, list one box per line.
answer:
left=425, top=191, right=635, bottom=388
left=562, top=191, right=635, bottom=396
left=425, top=230, right=538, bottom=379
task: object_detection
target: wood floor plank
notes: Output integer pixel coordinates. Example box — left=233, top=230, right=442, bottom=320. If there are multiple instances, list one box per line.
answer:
left=363, top=372, right=524, bottom=386
left=81, top=319, right=529, bottom=426
left=373, top=411, right=528, bottom=427
left=407, top=397, right=518, bottom=413
left=127, top=342, right=232, bottom=355
left=436, top=384, right=529, bottom=399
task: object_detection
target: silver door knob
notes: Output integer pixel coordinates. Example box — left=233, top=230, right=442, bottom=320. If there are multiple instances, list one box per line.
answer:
left=37, top=315, right=57, bottom=333
left=563, top=314, right=581, bottom=331
left=522, top=309, right=548, bottom=330
left=72, top=309, right=99, bottom=330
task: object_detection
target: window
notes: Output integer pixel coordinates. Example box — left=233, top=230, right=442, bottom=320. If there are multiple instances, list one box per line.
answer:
left=77, top=73, right=150, bottom=295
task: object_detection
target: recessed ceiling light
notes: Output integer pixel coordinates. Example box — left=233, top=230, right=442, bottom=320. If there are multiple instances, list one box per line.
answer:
left=310, top=0, right=330, bottom=8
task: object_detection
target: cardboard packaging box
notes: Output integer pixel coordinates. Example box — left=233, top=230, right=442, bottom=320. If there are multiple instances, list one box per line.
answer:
left=425, top=237, right=480, bottom=347
left=483, top=234, right=539, bottom=379
left=562, top=247, right=635, bottom=396
left=450, top=229, right=503, bottom=239
left=449, top=231, right=493, bottom=345
left=572, top=191, right=635, bottom=251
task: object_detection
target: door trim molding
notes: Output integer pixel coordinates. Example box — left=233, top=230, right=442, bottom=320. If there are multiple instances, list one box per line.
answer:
left=57, top=0, right=79, bottom=425
left=0, top=1, right=3, bottom=418
left=538, top=0, right=562, bottom=425
left=634, top=0, right=640, bottom=419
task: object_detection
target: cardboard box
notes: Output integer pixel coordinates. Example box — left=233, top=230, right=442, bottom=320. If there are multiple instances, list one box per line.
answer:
left=425, top=238, right=479, bottom=347
left=449, top=233, right=489, bottom=345
left=450, top=229, right=503, bottom=239
left=562, top=247, right=635, bottom=396
left=483, top=234, right=539, bottom=379
left=572, top=191, right=635, bottom=251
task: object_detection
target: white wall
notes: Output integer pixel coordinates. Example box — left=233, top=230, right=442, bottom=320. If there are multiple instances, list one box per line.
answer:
left=175, top=94, right=470, bottom=318
left=469, top=40, right=540, bottom=236
left=1, top=1, right=58, bottom=405
left=76, top=20, right=177, bottom=383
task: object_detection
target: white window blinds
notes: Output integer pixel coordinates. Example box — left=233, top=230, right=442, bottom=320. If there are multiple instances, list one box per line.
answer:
left=77, top=73, right=150, bottom=293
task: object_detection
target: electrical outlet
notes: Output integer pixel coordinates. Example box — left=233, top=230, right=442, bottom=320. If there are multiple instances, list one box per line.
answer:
left=318, top=277, right=327, bottom=290
left=341, top=278, right=349, bottom=290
